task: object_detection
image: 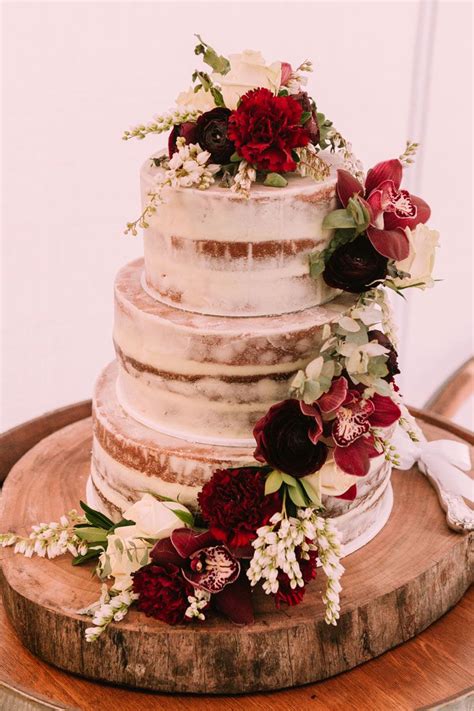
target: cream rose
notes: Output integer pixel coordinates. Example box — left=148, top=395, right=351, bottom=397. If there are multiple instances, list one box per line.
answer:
left=100, top=531, right=150, bottom=591
left=393, top=224, right=439, bottom=289
left=120, top=493, right=191, bottom=540
left=175, top=86, right=216, bottom=113
left=303, top=458, right=360, bottom=498
left=213, top=50, right=282, bottom=110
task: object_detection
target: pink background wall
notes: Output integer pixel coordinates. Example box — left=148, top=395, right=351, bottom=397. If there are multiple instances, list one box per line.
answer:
left=1, top=1, right=472, bottom=430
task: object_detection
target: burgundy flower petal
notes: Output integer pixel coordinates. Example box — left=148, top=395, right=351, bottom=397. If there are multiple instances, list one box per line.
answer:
left=368, top=393, right=401, bottom=428
left=171, top=528, right=216, bottom=559
left=335, top=483, right=357, bottom=501
left=317, top=377, right=349, bottom=414
left=150, top=537, right=183, bottom=566
left=183, top=545, right=240, bottom=593
left=336, top=169, right=364, bottom=207
left=384, top=194, right=431, bottom=230
left=366, top=225, right=410, bottom=261
left=334, top=436, right=378, bottom=477
left=213, top=574, right=254, bottom=625
left=299, top=401, right=323, bottom=444
left=365, top=159, right=403, bottom=195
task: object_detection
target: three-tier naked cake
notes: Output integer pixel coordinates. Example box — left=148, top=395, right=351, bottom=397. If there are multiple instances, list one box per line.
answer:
left=88, top=157, right=395, bottom=558
left=2, top=39, right=444, bottom=636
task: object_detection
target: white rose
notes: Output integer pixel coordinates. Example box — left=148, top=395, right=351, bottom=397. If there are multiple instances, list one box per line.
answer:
left=303, top=458, right=360, bottom=497
left=122, top=493, right=191, bottom=540
left=213, top=50, right=282, bottom=110
left=100, top=532, right=150, bottom=591
left=175, top=86, right=216, bottom=112
left=393, top=224, right=439, bottom=289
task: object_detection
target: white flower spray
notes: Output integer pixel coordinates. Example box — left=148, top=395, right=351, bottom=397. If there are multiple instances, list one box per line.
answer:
left=185, top=588, right=211, bottom=621
left=231, top=160, right=257, bottom=198
left=247, top=507, right=344, bottom=625
left=125, top=137, right=220, bottom=235
left=80, top=585, right=139, bottom=642
left=0, top=510, right=88, bottom=559
left=122, top=108, right=202, bottom=141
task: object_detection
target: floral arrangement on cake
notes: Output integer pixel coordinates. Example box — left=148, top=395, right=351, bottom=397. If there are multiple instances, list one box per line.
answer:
left=1, top=38, right=446, bottom=640
left=123, top=36, right=363, bottom=234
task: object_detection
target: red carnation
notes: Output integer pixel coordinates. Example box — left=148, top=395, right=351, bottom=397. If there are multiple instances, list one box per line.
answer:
left=275, top=548, right=318, bottom=608
left=198, top=468, right=281, bottom=549
left=227, top=88, right=310, bottom=173
left=253, top=399, right=328, bottom=478
left=132, top=563, right=193, bottom=625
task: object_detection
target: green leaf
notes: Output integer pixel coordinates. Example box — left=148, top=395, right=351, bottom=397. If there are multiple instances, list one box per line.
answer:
left=263, top=172, right=288, bottom=188
left=300, top=111, right=311, bottom=125
left=286, top=481, right=307, bottom=507
left=75, top=527, right=108, bottom=544
left=72, top=548, right=102, bottom=566
left=194, top=35, right=230, bottom=75
left=172, top=509, right=195, bottom=527
left=230, top=152, right=241, bottom=163
left=280, top=472, right=299, bottom=487
left=109, top=518, right=136, bottom=533
left=309, top=251, right=325, bottom=278
left=322, top=209, right=356, bottom=230
left=300, top=478, right=322, bottom=507
left=278, top=88, right=289, bottom=97
left=79, top=501, right=114, bottom=530
left=210, top=86, right=225, bottom=107
left=264, top=470, right=283, bottom=495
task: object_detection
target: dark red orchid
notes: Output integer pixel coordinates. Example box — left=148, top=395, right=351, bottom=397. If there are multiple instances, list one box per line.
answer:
left=336, top=159, right=431, bottom=261
left=319, top=382, right=401, bottom=476
left=304, top=377, right=401, bottom=477
left=151, top=528, right=254, bottom=625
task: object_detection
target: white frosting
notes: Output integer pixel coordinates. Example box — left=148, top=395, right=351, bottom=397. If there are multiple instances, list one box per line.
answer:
left=113, top=261, right=354, bottom=443
left=141, top=151, right=343, bottom=316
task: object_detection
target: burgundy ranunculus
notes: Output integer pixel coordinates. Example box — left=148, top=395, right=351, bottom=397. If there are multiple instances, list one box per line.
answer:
left=195, top=107, right=234, bottom=163
left=168, top=121, right=198, bottom=157
left=293, top=91, right=320, bottom=145
left=198, top=468, right=281, bottom=549
left=253, top=399, right=328, bottom=478
left=132, top=563, right=193, bottom=625
left=368, top=329, right=400, bottom=381
left=227, top=88, right=310, bottom=173
left=275, top=548, right=318, bottom=607
left=323, top=234, right=388, bottom=293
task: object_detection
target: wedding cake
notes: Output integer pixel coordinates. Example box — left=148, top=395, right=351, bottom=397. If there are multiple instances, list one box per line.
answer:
left=10, top=39, right=441, bottom=633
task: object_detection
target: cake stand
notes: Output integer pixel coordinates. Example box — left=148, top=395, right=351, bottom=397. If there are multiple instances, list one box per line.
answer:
left=0, top=404, right=472, bottom=695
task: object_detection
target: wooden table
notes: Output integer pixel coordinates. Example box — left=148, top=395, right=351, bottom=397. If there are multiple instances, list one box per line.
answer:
left=0, top=402, right=472, bottom=710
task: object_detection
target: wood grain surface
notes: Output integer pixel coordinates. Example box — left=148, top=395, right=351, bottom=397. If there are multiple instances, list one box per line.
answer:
left=0, top=406, right=473, bottom=709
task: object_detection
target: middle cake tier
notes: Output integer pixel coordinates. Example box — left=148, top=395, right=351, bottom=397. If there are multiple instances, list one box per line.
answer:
left=114, top=259, right=355, bottom=445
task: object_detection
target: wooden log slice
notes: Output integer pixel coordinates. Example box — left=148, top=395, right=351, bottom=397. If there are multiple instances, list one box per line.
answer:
left=0, top=415, right=472, bottom=694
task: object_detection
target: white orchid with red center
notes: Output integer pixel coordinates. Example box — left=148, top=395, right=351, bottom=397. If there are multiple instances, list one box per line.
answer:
left=335, top=158, right=431, bottom=261
left=301, top=376, right=401, bottom=477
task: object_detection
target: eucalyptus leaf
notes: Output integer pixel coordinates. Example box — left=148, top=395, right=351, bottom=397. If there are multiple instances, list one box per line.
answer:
left=300, top=111, right=312, bottom=124
left=309, top=254, right=325, bottom=278
left=194, top=35, right=230, bottom=75
left=265, top=470, right=283, bottom=495
left=322, top=209, right=356, bottom=230
left=230, top=152, right=241, bottom=163
left=210, top=86, right=225, bottom=107
left=263, top=172, right=288, bottom=188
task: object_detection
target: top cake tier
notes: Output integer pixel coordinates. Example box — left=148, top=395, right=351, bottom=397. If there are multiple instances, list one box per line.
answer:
left=141, top=151, right=342, bottom=317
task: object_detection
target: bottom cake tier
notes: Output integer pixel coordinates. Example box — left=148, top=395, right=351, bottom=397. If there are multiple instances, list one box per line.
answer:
left=89, top=362, right=394, bottom=556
